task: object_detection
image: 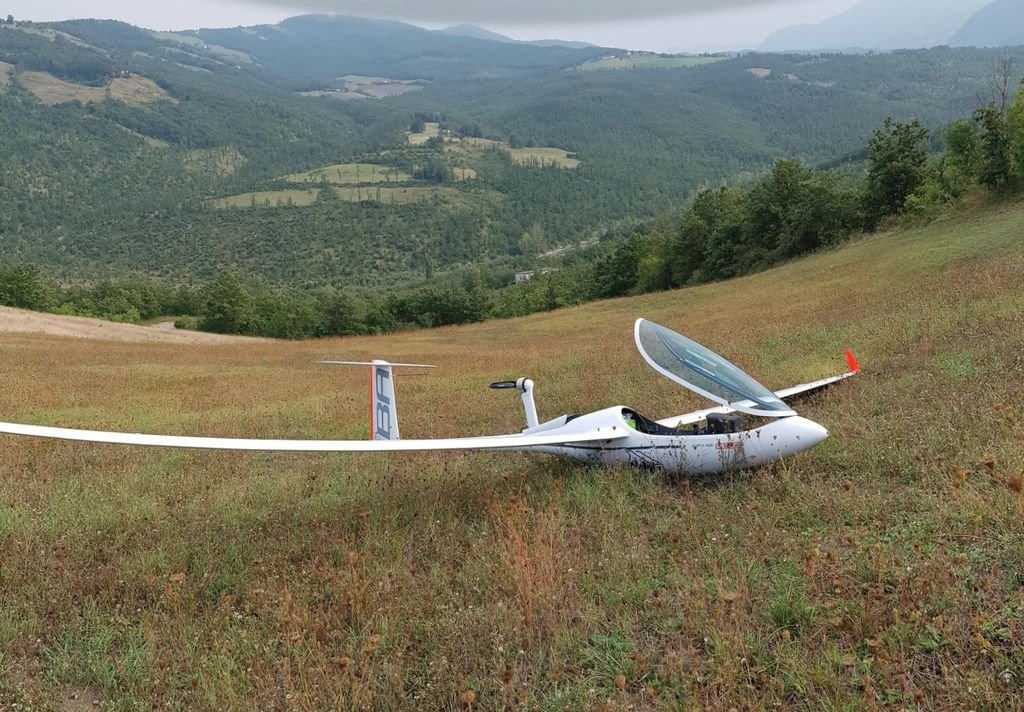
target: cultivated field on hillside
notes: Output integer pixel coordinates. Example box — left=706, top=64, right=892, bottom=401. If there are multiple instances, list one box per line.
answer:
left=577, top=54, right=726, bottom=71
left=1, top=199, right=1022, bottom=708
left=212, top=185, right=462, bottom=209
left=506, top=147, right=581, bottom=169
left=406, top=121, right=441, bottom=146
left=17, top=71, right=174, bottom=106
left=282, top=163, right=411, bottom=186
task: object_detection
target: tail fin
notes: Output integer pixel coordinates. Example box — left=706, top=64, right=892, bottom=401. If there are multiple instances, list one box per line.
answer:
left=370, top=360, right=398, bottom=440
left=319, top=360, right=435, bottom=441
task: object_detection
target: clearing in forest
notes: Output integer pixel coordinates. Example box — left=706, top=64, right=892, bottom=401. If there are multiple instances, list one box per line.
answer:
left=212, top=185, right=459, bottom=208
left=281, top=163, right=411, bottom=185
left=577, top=54, right=726, bottom=71
left=406, top=121, right=441, bottom=145
left=18, top=71, right=174, bottom=106
left=506, top=147, right=581, bottom=168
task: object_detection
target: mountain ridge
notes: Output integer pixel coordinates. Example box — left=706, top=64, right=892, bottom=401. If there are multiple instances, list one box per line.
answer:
left=761, top=0, right=991, bottom=51
left=951, top=0, right=1024, bottom=47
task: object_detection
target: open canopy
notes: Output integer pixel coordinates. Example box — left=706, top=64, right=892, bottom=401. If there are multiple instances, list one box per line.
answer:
left=634, top=319, right=797, bottom=418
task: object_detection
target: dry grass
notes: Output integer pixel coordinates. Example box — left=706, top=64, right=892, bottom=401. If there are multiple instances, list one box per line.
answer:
left=407, top=122, right=441, bottom=146
left=0, top=306, right=263, bottom=344
left=0, top=61, right=12, bottom=88
left=577, top=55, right=726, bottom=71
left=212, top=189, right=320, bottom=209
left=282, top=163, right=411, bottom=186
left=506, top=147, right=580, bottom=169
left=17, top=71, right=173, bottom=106
left=1, top=198, right=1023, bottom=708
left=333, top=186, right=461, bottom=204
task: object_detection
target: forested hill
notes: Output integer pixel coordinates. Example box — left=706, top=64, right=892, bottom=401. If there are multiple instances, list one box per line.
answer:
left=192, top=15, right=605, bottom=83
left=951, top=0, right=1024, bottom=48
left=1, top=14, right=1023, bottom=290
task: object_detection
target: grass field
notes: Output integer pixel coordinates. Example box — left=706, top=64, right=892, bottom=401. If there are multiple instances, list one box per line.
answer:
left=577, top=55, right=727, bottom=71
left=212, top=185, right=459, bottom=208
left=0, top=61, right=12, bottom=88
left=17, top=71, right=174, bottom=106
left=281, top=163, right=412, bottom=186
left=446, top=137, right=580, bottom=170
left=150, top=32, right=253, bottom=64
left=506, top=148, right=581, bottom=169
left=1, top=197, right=1023, bottom=708
left=212, top=189, right=320, bottom=209
left=407, top=122, right=441, bottom=146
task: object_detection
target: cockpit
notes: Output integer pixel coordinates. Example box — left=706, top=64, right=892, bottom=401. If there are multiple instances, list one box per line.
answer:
left=634, top=319, right=796, bottom=418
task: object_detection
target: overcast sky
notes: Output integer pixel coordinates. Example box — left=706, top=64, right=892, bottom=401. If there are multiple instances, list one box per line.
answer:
left=2, top=0, right=864, bottom=52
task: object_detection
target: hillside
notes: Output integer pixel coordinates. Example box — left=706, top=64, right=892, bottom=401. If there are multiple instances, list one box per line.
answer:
left=761, top=0, right=990, bottom=51
left=1, top=195, right=1022, bottom=707
left=951, top=0, right=1024, bottom=48
left=2, top=16, right=1024, bottom=289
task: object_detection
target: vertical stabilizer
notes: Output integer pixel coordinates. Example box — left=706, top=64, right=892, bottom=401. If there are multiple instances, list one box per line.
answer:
left=370, top=360, right=399, bottom=440
left=318, top=359, right=435, bottom=441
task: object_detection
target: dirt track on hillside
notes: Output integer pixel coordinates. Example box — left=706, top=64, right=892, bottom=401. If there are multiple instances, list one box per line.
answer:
left=0, top=307, right=266, bottom=344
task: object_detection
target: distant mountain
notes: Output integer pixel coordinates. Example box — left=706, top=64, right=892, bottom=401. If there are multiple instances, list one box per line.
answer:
left=438, top=24, right=516, bottom=43
left=438, top=23, right=595, bottom=50
left=185, top=15, right=604, bottom=83
left=761, top=0, right=991, bottom=51
left=951, top=0, right=1024, bottom=47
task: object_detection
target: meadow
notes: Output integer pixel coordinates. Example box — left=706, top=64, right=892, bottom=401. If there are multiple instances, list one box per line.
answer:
left=1, top=197, right=1023, bottom=709
left=16, top=71, right=173, bottom=106
left=282, top=164, right=412, bottom=186
left=576, top=55, right=726, bottom=71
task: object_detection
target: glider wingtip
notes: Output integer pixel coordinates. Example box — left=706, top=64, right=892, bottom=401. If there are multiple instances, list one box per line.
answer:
left=843, top=349, right=860, bottom=374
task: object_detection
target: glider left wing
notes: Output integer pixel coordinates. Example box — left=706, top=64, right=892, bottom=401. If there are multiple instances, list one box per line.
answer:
left=0, top=421, right=626, bottom=452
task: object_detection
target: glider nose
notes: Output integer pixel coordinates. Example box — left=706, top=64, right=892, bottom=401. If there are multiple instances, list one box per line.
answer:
left=794, top=417, right=829, bottom=447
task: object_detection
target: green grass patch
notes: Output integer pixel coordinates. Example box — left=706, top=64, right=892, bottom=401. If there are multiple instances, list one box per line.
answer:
left=281, top=162, right=411, bottom=185
left=406, top=121, right=440, bottom=145
left=507, top=147, right=580, bottom=169
left=577, top=54, right=726, bottom=71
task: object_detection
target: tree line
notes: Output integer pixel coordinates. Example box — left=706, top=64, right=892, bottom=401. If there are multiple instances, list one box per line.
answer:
left=3, top=80, right=1024, bottom=338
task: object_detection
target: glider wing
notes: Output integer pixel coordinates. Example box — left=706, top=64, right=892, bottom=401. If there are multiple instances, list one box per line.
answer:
left=0, top=421, right=626, bottom=452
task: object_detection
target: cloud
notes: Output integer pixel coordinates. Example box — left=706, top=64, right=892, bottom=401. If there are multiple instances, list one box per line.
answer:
left=250, top=0, right=789, bottom=25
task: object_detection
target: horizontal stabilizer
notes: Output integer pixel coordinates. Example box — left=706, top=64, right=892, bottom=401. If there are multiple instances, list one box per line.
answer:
left=319, top=361, right=436, bottom=368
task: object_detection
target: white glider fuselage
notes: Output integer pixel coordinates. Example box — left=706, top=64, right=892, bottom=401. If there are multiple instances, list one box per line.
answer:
left=507, top=406, right=828, bottom=475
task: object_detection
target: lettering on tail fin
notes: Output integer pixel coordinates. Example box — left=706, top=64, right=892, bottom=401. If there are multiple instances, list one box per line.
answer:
left=372, top=362, right=399, bottom=440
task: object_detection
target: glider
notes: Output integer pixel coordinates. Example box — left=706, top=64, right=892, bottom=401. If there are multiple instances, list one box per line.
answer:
left=0, top=319, right=858, bottom=475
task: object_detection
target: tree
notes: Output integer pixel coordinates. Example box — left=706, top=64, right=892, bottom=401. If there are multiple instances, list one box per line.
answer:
left=1007, top=81, right=1024, bottom=182
left=864, top=117, right=929, bottom=227
left=200, top=269, right=255, bottom=335
left=0, top=264, right=56, bottom=310
left=4, top=15, right=14, bottom=25
left=943, top=119, right=981, bottom=194
left=974, top=104, right=1012, bottom=192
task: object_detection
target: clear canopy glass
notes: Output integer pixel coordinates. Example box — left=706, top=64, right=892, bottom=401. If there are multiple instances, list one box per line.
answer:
left=634, top=319, right=796, bottom=417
